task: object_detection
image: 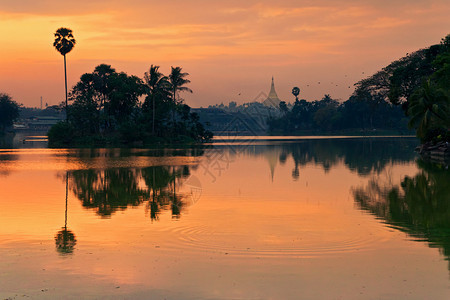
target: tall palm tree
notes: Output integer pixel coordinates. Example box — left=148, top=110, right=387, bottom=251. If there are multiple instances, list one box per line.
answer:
left=144, top=65, right=169, bottom=134
left=169, top=66, right=192, bottom=128
left=53, top=27, right=76, bottom=120
left=408, top=80, right=450, bottom=140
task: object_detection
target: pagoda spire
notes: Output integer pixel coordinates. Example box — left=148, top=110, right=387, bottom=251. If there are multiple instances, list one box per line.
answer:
left=264, top=76, right=282, bottom=107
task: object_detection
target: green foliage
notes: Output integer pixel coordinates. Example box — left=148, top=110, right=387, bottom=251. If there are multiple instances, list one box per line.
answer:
left=407, top=80, right=450, bottom=142
left=423, top=128, right=450, bottom=144
left=268, top=93, right=408, bottom=134
left=279, top=101, right=288, bottom=114
left=432, top=51, right=450, bottom=92
left=49, top=64, right=213, bottom=146
left=352, top=34, right=449, bottom=108
left=351, top=33, right=450, bottom=142
left=48, top=121, right=75, bottom=146
left=0, top=93, right=20, bottom=132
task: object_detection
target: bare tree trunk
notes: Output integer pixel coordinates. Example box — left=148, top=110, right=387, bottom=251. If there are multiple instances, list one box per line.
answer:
left=64, top=54, right=68, bottom=121
left=172, top=89, right=176, bottom=131
left=152, top=95, right=155, bottom=135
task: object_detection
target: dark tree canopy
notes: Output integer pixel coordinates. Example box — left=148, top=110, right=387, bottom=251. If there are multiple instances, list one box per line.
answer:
left=353, top=34, right=450, bottom=108
left=0, top=93, right=20, bottom=132
left=268, top=93, right=407, bottom=134
left=269, top=34, right=449, bottom=142
left=48, top=64, right=213, bottom=146
left=53, top=27, right=76, bottom=56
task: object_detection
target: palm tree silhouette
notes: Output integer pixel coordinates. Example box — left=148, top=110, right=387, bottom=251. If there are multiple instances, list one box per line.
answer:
left=408, top=80, right=449, bottom=140
left=53, top=27, right=76, bottom=120
left=144, top=65, right=170, bottom=134
left=292, top=87, right=300, bottom=101
left=169, top=67, right=192, bottom=128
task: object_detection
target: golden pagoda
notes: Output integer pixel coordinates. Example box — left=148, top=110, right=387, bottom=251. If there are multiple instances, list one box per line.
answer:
left=263, top=76, right=282, bottom=107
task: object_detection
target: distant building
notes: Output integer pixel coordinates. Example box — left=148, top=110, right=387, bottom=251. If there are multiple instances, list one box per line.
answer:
left=263, top=77, right=282, bottom=108
left=27, top=116, right=63, bottom=131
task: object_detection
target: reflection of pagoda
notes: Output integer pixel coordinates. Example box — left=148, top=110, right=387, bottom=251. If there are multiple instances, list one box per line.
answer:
left=262, top=146, right=282, bottom=182
left=263, top=76, right=282, bottom=108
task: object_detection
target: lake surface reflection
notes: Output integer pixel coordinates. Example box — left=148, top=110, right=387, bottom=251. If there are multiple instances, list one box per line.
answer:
left=1, top=138, right=449, bottom=299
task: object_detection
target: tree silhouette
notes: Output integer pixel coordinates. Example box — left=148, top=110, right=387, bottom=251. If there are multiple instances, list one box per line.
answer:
left=407, top=80, right=450, bottom=141
left=0, top=93, right=20, bottom=133
left=144, top=65, right=170, bottom=135
left=292, top=87, right=300, bottom=101
left=169, top=66, right=192, bottom=128
left=53, top=27, right=76, bottom=120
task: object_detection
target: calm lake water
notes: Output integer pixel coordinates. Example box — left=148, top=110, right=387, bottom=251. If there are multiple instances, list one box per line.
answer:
left=0, top=137, right=449, bottom=299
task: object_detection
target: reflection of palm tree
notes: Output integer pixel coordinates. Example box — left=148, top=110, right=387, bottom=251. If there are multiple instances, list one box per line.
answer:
left=171, top=166, right=182, bottom=219
left=55, top=229, right=77, bottom=255
left=142, top=166, right=172, bottom=221
left=142, top=166, right=186, bottom=219
left=53, top=28, right=76, bottom=119
left=55, top=172, right=77, bottom=255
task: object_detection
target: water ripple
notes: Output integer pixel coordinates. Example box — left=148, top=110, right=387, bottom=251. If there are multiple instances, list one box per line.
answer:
left=156, top=222, right=390, bottom=258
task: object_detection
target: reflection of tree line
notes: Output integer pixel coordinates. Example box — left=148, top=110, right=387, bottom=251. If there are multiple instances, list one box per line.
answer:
left=68, top=165, right=196, bottom=220
left=69, top=147, right=206, bottom=160
left=353, top=160, right=450, bottom=269
left=241, top=138, right=417, bottom=179
left=54, top=147, right=201, bottom=256
left=0, top=152, right=18, bottom=176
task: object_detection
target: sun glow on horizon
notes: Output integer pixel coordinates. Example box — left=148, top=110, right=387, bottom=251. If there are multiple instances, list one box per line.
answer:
left=0, top=1, right=449, bottom=107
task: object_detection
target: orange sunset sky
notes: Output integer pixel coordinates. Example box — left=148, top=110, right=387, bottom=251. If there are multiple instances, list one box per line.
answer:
left=0, top=0, right=449, bottom=108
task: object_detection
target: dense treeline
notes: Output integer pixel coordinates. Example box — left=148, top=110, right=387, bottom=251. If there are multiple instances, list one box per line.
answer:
left=268, top=94, right=408, bottom=134
left=269, top=34, right=450, bottom=141
left=48, top=64, right=213, bottom=146
left=349, top=34, right=450, bottom=143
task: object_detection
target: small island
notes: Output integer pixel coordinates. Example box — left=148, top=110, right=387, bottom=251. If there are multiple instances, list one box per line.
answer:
left=47, top=63, right=213, bottom=147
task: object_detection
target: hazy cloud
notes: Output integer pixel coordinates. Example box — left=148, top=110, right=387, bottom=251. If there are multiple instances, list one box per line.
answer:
left=0, top=0, right=449, bottom=107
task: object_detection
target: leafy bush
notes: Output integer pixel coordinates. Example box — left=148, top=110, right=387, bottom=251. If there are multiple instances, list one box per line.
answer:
left=423, top=127, right=450, bottom=144
left=48, top=121, right=75, bottom=147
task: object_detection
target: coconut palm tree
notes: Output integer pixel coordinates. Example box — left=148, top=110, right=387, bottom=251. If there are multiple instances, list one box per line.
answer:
left=408, top=80, right=450, bottom=140
left=169, top=67, right=192, bottom=128
left=144, top=65, right=170, bottom=134
left=53, top=27, right=76, bottom=120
